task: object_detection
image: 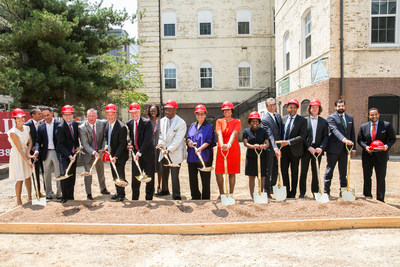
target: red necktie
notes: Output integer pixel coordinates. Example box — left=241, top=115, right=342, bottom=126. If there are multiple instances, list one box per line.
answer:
left=92, top=124, right=97, bottom=151
left=69, top=123, right=75, bottom=154
left=134, top=121, right=139, bottom=150
left=372, top=123, right=376, bottom=141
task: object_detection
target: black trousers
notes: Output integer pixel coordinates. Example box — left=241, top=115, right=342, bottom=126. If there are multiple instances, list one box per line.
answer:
left=161, top=158, right=181, bottom=199
left=59, top=156, right=77, bottom=201
left=323, top=149, right=348, bottom=195
left=362, top=151, right=387, bottom=202
left=131, top=157, right=155, bottom=200
left=110, top=160, right=127, bottom=198
left=30, top=151, right=44, bottom=193
left=299, top=150, right=322, bottom=195
left=264, top=149, right=275, bottom=193
left=280, top=146, right=301, bottom=197
left=188, top=161, right=211, bottom=200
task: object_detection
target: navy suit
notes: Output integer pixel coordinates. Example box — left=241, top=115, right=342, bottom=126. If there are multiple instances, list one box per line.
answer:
left=25, top=119, right=43, bottom=192
left=35, top=120, right=61, bottom=161
left=127, top=117, right=155, bottom=200
left=323, top=112, right=356, bottom=195
left=261, top=112, right=282, bottom=192
left=357, top=120, right=396, bottom=202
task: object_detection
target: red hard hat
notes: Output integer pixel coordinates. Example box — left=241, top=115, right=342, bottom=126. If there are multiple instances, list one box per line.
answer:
left=129, top=102, right=141, bottom=113
left=105, top=103, right=117, bottom=113
left=248, top=111, right=261, bottom=120
left=221, top=101, right=234, bottom=110
left=12, top=108, right=25, bottom=118
left=61, top=105, right=74, bottom=114
left=370, top=140, right=385, bottom=151
left=309, top=99, right=321, bottom=107
left=102, top=152, right=111, bottom=162
left=287, top=99, right=299, bottom=108
left=164, top=99, right=178, bottom=109
left=194, top=104, right=207, bottom=113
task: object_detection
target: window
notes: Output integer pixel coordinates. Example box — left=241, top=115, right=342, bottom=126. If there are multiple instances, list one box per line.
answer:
left=198, top=10, right=212, bottom=36
left=199, top=62, right=213, bottom=89
left=237, top=9, right=251, bottom=35
left=164, top=63, right=177, bottom=89
left=162, top=11, right=176, bottom=37
left=303, top=12, right=312, bottom=59
left=282, top=104, right=289, bottom=116
left=301, top=99, right=310, bottom=116
left=238, top=61, right=252, bottom=88
left=369, top=95, right=400, bottom=134
left=284, top=32, right=290, bottom=71
left=371, top=0, right=397, bottom=43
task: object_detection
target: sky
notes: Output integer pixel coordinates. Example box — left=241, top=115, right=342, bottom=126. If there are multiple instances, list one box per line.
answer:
left=88, top=0, right=138, bottom=37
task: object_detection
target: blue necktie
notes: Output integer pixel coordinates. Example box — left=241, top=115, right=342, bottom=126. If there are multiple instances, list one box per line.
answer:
left=284, top=117, right=293, bottom=140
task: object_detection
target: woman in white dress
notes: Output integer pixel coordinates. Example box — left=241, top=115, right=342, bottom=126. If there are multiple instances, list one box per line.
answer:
left=8, top=108, right=33, bottom=206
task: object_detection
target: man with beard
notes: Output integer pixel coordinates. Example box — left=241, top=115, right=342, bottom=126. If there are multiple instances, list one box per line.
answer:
left=323, top=99, right=356, bottom=196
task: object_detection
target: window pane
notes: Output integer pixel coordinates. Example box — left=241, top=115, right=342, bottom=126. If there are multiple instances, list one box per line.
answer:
left=379, top=17, right=387, bottom=29
left=238, top=22, right=250, bottom=34
left=201, top=78, right=212, bottom=88
left=372, top=2, right=380, bottom=14
left=286, top=52, right=290, bottom=71
left=379, top=29, right=386, bottom=42
left=200, top=23, right=211, bottom=35
left=372, top=17, right=379, bottom=29
left=165, top=79, right=176, bottom=89
left=387, top=16, right=395, bottom=28
left=388, top=1, right=397, bottom=14
left=306, top=35, right=311, bottom=58
left=238, top=67, right=250, bottom=88
left=372, top=29, right=378, bottom=42
left=164, top=24, right=175, bottom=36
left=387, top=29, right=395, bottom=42
left=380, top=2, right=388, bottom=14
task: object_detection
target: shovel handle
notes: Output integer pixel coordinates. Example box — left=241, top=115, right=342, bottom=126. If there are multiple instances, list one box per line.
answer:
left=131, top=149, right=145, bottom=176
left=255, top=148, right=262, bottom=195
left=194, top=144, right=207, bottom=169
left=221, top=148, right=230, bottom=197
left=346, top=145, right=353, bottom=190
left=89, top=157, right=99, bottom=174
left=275, top=142, right=283, bottom=188
left=108, top=154, right=121, bottom=181
left=312, top=152, right=323, bottom=193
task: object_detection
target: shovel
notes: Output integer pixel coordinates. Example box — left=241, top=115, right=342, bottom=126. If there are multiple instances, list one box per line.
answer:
left=130, top=149, right=152, bottom=183
left=312, top=152, right=329, bottom=203
left=30, top=162, right=46, bottom=206
left=193, top=143, right=213, bottom=172
left=220, top=148, right=235, bottom=206
left=108, top=154, right=129, bottom=187
left=253, top=148, right=268, bottom=204
left=341, top=145, right=355, bottom=201
left=272, top=141, right=286, bottom=201
left=158, top=147, right=180, bottom=167
left=54, top=149, right=82, bottom=181
left=80, top=157, right=99, bottom=177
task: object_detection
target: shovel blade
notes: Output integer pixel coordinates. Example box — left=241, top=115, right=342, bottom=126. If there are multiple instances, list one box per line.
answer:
left=198, top=167, right=214, bottom=172
left=253, top=192, right=268, bottom=204
left=32, top=198, right=46, bottom=206
left=80, top=172, right=92, bottom=177
left=165, top=163, right=180, bottom=168
left=221, top=194, right=235, bottom=206
left=115, top=179, right=129, bottom=187
left=341, top=188, right=355, bottom=201
left=136, top=175, right=152, bottom=183
left=272, top=185, right=287, bottom=201
left=53, top=174, right=72, bottom=181
left=315, top=193, right=330, bottom=203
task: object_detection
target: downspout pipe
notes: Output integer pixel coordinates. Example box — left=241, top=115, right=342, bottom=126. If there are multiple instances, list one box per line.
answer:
left=340, top=0, right=344, bottom=97
left=158, top=0, right=164, bottom=116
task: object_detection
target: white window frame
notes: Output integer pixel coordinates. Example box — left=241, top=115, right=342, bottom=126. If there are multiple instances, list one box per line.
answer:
left=302, top=11, right=312, bottom=61
left=237, top=9, right=251, bottom=35
left=198, top=10, right=213, bottom=37
left=163, top=62, right=177, bottom=90
left=238, top=61, right=252, bottom=88
left=370, top=0, right=400, bottom=46
left=283, top=32, right=290, bottom=72
left=162, top=11, right=177, bottom=38
left=199, top=62, right=214, bottom=89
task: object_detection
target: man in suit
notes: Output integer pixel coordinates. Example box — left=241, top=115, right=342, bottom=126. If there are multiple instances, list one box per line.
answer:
left=126, top=103, right=155, bottom=200
left=323, top=99, right=356, bottom=196
left=279, top=99, right=307, bottom=198
left=79, top=108, right=110, bottom=200
left=299, top=99, right=329, bottom=198
left=56, top=105, right=80, bottom=203
left=34, top=108, right=61, bottom=199
left=357, top=107, right=396, bottom=202
left=25, top=108, right=44, bottom=196
left=104, top=104, right=129, bottom=201
left=156, top=99, right=187, bottom=200
left=261, top=97, right=282, bottom=194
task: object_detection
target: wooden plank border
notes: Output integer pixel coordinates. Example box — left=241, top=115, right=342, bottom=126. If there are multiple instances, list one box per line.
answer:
left=0, top=217, right=399, bottom=234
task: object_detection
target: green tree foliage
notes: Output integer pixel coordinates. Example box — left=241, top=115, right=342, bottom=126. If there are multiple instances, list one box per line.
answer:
left=0, top=0, right=146, bottom=109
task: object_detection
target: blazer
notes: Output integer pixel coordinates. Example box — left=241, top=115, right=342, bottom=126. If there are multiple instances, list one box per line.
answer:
left=281, top=114, right=307, bottom=157
left=35, top=119, right=61, bottom=161
left=126, top=117, right=155, bottom=161
left=157, top=115, right=187, bottom=164
left=261, top=112, right=282, bottom=150
left=104, top=119, right=129, bottom=162
left=79, top=119, right=106, bottom=164
left=326, top=112, right=356, bottom=154
left=24, top=119, right=42, bottom=150
left=357, top=120, right=396, bottom=160
left=56, top=120, right=80, bottom=159
left=304, top=116, right=329, bottom=153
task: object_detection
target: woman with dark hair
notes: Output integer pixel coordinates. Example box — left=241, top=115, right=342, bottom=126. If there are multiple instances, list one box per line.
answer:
left=147, top=105, right=163, bottom=193
left=8, top=108, right=33, bottom=206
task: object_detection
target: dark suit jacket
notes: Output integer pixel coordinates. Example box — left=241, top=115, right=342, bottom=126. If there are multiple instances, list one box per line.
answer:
left=56, top=120, right=80, bottom=159
left=104, top=119, right=129, bottom=162
left=24, top=119, right=42, bottom=152
left=304, top=116, right=329, bottom=153
left=126, top=117, right=155, bottom=161
left=281, top=114, right=307, bottom=157
left=357, top=120, right=396, bottom=161
left=35, top=119, right=61, bottom=161
left=261, top=112, right=282, bottom=150
left=326, top=112, right=356, bottom=154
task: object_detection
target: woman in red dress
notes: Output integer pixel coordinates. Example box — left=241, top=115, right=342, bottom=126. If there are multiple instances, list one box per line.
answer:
left=215, top=101, right=241, bottom=197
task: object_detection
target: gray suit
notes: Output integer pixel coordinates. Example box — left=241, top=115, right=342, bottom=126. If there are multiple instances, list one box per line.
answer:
left=79, top=119, right=107, bottom=194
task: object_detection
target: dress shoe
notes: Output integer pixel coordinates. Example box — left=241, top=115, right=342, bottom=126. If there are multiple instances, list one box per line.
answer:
left=56, top=195, right=62, bottom=200
left=111, top=194, right=118, bottom=200
left=101, top=188, right=110, bottom=195
left=87, top=194, right=93, bottom=200
left=46, top=196, right=52, bottom=200
left=173, top=196, right=182, bottom=200
left=155, top=190, right=170, bottom=196
left=61, top=199, right=67, bottom=203
left=116, top=197, right=125, bottom=202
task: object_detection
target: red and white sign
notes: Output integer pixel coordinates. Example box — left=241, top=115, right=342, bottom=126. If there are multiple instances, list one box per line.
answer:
left=0, top=111, right=32, bottom=163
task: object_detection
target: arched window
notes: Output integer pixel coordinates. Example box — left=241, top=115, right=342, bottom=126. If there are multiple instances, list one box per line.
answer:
left=301, top=99, right=310, bottom=116
left=237, top=9, right=251, bottom=35
left=162, top=11, right=176, bottom=37
left=164, top=62, right=177, bottom=89
left=283, top=32, right=290, bottom=72
left=199, top=62, right=213, bottom=89
left=302, top=10, right=312, bottom=60
left=198, top=10, right=212, bottom=36
left=369, top=95, right=400, bottom=134
left=238, top=61, right=252, bottom=88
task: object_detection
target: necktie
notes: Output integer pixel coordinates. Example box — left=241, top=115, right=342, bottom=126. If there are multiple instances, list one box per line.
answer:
left=108, top=124, right=112, bottom=153
left=284, top=117, right=293, bottom=140
left=69, top=123, right=75, bottom=154
left=134, top=121, right=139, bottom=150
left=273, top=114, right=279, bottom=127
left=340, top=115, right=347, bottom=130
left=92, top=124, right=97, bottom=151
left=372, top=123, right=376, bottom=141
